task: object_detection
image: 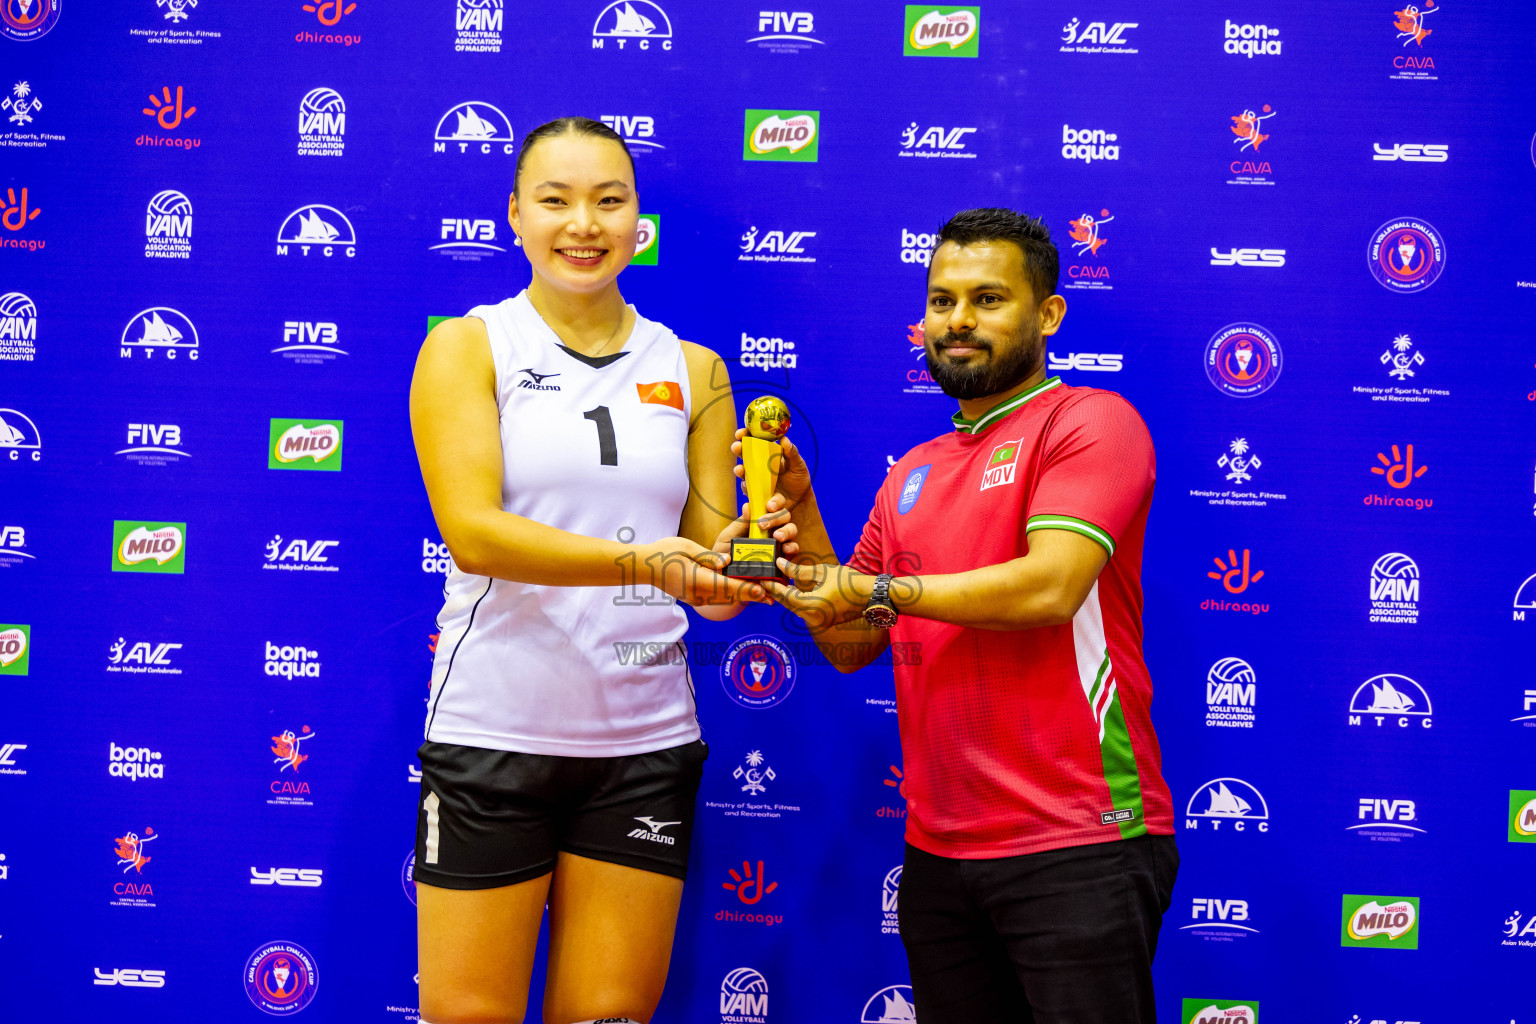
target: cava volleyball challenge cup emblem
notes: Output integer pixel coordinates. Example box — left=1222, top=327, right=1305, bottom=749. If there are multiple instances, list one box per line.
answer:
left=1368, top=217, right=1445, bottom=293
left=243, top=941, right=318, bottom=1014
left=1204, top=323, right=1283, bottom=398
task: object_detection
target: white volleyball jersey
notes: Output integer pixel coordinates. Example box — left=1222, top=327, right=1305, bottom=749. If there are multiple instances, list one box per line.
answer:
left=425, top=291, right=701, bottom=757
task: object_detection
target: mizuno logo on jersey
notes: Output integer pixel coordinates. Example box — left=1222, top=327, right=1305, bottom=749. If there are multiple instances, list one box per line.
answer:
left=517, top=368, right=561, bottom=391
left=628, top=815, right=680, bottom=845
left=980, top=439, right=1023, bottom=491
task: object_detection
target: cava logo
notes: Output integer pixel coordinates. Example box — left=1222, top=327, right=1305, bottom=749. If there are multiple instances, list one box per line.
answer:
left=1223, top=19, right=1281, bottom=57
left=1210, top=247, right=1284, bottom=267
left=435, top=217, right=505, bottom=260
left=1348, top=673, right=1432, bottom=728
left=0, top=291, right=36, bottom=362
left=1369, top=553, right=1419, bottom=623
left=743, top=109, right=819, bottom=161
left=739, top=332, right=797, bottom=370
left=144, top=190, right=192, bottom=259
left=276, top=204, right=356, bottom=258
left=600, top=114, right=662, bottom=151
left=264, top=535, right=340, bottom=572
left=1183, top=1000, right=1258, bottom=1024
left=720, top=967, right=769, bottom=1024
left=1061, top=124, right=1119, bottom=163
left=1341, top=894, right=1419, bottom=948
left=592, top=0, right=673, bottom=49
left=0, top=624, right=29, bottom=675
left=94, top=968, right=167, bottom=988
left=721, top=635, right=797, bottom=709
left=276, top=320, right=345, bottom=363
left=1064, top=208, right=1114, bottom=290
left=251, top=866, right=324, bottom=887
left=0, top=408, right=42, bottom=461
left=904, top=6, right=978, bottom=56
left=1205, top=657, right=1256, bottom=728
left=107, top=637, right=182, bottom=675
left=266, top=643, right=320, bottom=680
left=109, top=742, right=165, bottom=781
left=861, top=985, right=917, bottom=1023
left=750, top=10, right=822, bottom=52
left=298, top=88, right=345, bottom=156
left=1374, top=142, right=1447, bottom=163
left=455, top=0, right=501, bottom=52
left=1368, top=218, right=1444, bottom=293
left=1, top=0, right=62, bottom=42
left=1390, top=0, right=1438, bottom=78
left=1060, top=17, right=1139, bottom=53
left=120, top=307, right=198, bottom=360
left=1048, top=352, right=1122, bottom=372
left=1226, top=105, right=1275, bottom=185
left=1509, top=790, right=1536, bottom=843
left=899, top=121, right=976, bottom=159
left=117, top=423, right=189, bottom=466
left=739, top=225, right=816, bottom=263
left=1181, top=898, right=1257, bottom=940
left=269, top=418, right=343, bottom=470
left=112, top=521, right=186, bottom=573
left=880, top=865, right=901, bottom=935
left=1183, top=777, right=1269, bottom=831
left=0, top=524, right=30, bottom=567
left=433, top=101, right=514, bottom=155
left=631, top=214, right=659, bottom=265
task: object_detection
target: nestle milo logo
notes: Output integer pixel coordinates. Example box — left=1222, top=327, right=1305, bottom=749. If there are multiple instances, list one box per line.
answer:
left=112, top=521, right=187, bottom=574
left=0, top=624, right=29, bottom=675
left=743, top=109, right=819, bottom=162
left=1340, top=893, right=1419, bottom=949
left=904, top=6, right=980, bottom=57
left=269, top=419, right=343, bottom=471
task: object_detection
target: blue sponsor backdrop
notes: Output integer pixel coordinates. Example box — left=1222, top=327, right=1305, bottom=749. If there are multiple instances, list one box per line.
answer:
left=2, top=0, right=1534, bottom=1020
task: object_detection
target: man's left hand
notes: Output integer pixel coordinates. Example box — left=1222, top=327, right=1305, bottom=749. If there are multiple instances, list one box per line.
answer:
left=762, top=557, right=875, bottom=630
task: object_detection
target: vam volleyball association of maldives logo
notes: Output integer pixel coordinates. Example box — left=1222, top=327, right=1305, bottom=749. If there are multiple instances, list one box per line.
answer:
left=1368, top=217, right=1445, bottom=292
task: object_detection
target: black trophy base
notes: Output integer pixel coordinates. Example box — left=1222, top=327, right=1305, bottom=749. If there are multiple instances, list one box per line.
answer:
left=724, top=537, right=787, bottom=582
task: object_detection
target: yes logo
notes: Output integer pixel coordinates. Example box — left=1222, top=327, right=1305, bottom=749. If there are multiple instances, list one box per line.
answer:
left=1342, top=894, right=1419, bottom=948
left=112, top=521, right=186, bottom=574
left=0, top=624, right=29, bottom=675
left=743, top=109, right=818, bottom=161
left=269, top=419, right=343, bottom=470
left=904, top=6, right=979, bottom=57
left=1510, top=790, right=1536, bottom=843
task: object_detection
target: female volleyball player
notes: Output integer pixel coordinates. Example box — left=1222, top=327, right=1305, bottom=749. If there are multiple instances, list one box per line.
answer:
left=408, top=117, right=786, bottom=1024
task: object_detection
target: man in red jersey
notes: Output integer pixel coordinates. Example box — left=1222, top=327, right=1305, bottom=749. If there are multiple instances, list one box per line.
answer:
left=753, top=208, right=1177, bottom=1023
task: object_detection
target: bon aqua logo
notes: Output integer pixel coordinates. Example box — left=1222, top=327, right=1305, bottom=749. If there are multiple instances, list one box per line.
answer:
left=269, top=418, right=343, bottom=471
left=112, top=521, right=186, bottom=574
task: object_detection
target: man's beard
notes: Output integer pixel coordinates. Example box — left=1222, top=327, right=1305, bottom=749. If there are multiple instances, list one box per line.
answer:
left=924, top=319, right=1043, bottom=401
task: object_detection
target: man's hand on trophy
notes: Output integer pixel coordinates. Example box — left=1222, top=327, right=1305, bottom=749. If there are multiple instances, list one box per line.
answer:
left=711, top=504, right=799, bottom=601
left=761, top=556, right=874, bottom=630
left=731, top=428, right=813, bottom=516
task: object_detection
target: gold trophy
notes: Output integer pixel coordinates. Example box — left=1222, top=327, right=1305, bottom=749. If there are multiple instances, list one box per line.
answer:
left=725, top=396, right=791, bottom=581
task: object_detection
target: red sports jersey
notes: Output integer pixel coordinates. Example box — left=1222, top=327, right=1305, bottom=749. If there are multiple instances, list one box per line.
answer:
left=848, top=376, right=1174, bottom=859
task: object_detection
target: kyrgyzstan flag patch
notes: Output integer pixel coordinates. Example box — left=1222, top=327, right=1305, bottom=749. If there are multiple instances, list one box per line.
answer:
left=637, top=381, right=684, bottom=411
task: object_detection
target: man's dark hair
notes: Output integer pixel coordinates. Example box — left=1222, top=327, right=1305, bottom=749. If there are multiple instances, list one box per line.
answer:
left=932, top=208, right=1058, bottom=301
left=513, top=116, right=635, bottom=195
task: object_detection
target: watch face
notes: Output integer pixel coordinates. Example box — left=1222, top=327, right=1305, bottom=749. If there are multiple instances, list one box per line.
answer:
left=864, top=603, right=898, bottom=628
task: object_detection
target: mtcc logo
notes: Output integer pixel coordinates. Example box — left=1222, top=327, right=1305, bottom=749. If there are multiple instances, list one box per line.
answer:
left=862, top=985, right=917, bottom=1023
left=739, top=226, right=816, bottom=264
left=900, top=122, right=976, bottom=159
left=1061, top=124, right=1119, bottom=163
left=277, top=204, right=357, bottom=258
left=1183, top=777, right=1270, bottom=831
left=1060, top=18, right=1139, bottom=53
left=720, top=967, right=769, bottom=1024
left=0, top=408, right=41, bottom=460
left=0, top=291, right=37, bottom=362
left=1348, top=673, right=1432, bottom=728
left=592, top=0, right=673, bottom=49
left=433, top=101, right=514, bottom=154
left=600, top=114, right=663, bottom=151
left=455, top=0, right=502, bottom=52
left=144, top=190, right=192, bottom=259
left=1374, top=142, right=1447, bottom=162
left=298, top=87, right=346, bottom=157
left=243, top=941, right=319, bottom=1015
left=1224, top=19, right=1282, bottom=56
left=1367, top=218, right=1445, bottom=292
left=1210, top=247, right=1285, bottom=267
left=120, top=307, right=199, bottom=360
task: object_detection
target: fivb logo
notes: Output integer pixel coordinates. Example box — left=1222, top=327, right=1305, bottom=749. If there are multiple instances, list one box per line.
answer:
left=251, top=866, right=324, bottom=887
left=433, top=102, right=514, bottom=155
left=600, top=115, right=663, bottom=151
left=1181, top=898, right=1257, bottom=939
left=265, top=642, right=321, bottom=679
left=109, top=742, right=165, bottom=781
left=1349, top=673, right=1432, bottom=729
left=455, top=0, right=502, bottom=52
left=269, top=419, right=343, bottom=471
left=750, top=10, right=822, bottom=52
left=1374, top=142, right=1447, bottom=163
left=265, top=535, right=340, bottom=573
left=0, top=291, right=37, bottom=363
left=117, top=423, right=189, bottom=466
left=113, top=521, right=186, bottom=574
left=739, top=226, right=817, bottom=264
left=904, top=6, right=979, bottom=57
left=1369, top=553, right=1419, bottom=623
left=1206, top=657, right=1256, bottom=728
left=297, top=88, right=345, bottom=157
left=1223, top=19, right=1281, bottom=56
left=743, top=109, right=818, bottom=161
left=1342, top=894, right=1419, bottom=948
left=899, top=122, right=977, bottom=159
left=719, top=967, right=768, bottom=1024
left=120, top=307, right=198, bottom=360
left=94, top=968, right=167, bottom=988
left=276, top=321, right=346, bottom=362
left=1351, top=797, right=1423, bottom=839
left=276, top=205, right=356, bottom=258
left=144, top=190, right=191, bottom=259
left=1210, top=248, right=1285, bottom=267
left=1061, top=124, right=1119, bottom=163
left=592, top=0, right=673, bottom=50
left=0, top=524, right=30, bottom=566
left=1183, top=778, right=1269, bottom=831
left=435, top=217, right=505, bottom=260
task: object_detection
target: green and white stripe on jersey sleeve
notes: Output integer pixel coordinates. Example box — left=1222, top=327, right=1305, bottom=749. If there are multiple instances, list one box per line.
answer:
left=1072, top=581, right=1147, bottom=839
left=1026, top=513, right=1116, bottom=556
left=950, top=376, right=1062, bottom=435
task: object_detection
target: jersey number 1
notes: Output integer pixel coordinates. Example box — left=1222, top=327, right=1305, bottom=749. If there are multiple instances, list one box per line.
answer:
left=583, top=406, right=618, bottom=466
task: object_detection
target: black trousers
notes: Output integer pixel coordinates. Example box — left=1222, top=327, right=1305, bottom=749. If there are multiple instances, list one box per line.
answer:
left=899, top=835, right=1179, bottom=1024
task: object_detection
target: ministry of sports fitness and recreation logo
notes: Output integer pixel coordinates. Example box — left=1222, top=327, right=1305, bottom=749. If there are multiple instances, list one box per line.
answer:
left=1348, top=673, right=1432, bottom=729
left=137, top=86, right=201, bottom=150
left=277, top=205, right=356, bottom=258
left=862, top=985, right=917, bottom=1022
left=120, top=307, right=198, bottom=360
left=454, top=0, right=501, bottom=52
left=269, top=418, right=343, bottom=470
left=600, top=114, right=663, bottom=152
left=265, top=535, right=340, bottom=573
left=433, top=101, right=513, bottom=155
left=1342, top=894, right=1419, bottom=949
left=244, top=941, right=318, bottom=1015
left=1060, top=17, right=1138, bottom=54
left=2, top=0, right=62, bottom=41
left=1356, top=332, right=1446, bottom=404
left=298, top=88, right=345, bottom=156
left=0, top=292, right=36, bottom=362
left=904, top=6, right=977, bottom=57
left=739, top=225, right=816, bottom=264
left=112, top=521, right=186, bottom=574
left=1180, top=897, right=1258, bottom=942
left=1390, top=2, right=1439, bottom=80
left=1063, top=208, right=1113, bottom=290
left=1369, top=552, right=1419, bottom=623
left=1509, top=790, right=1536, bottom=843
left=1223, top=19, right=1281, bottom=57
left=2, top=80, right=64, bottom=148
left=721, top=635, right=796, bottom=709
left=0, top=185, right=43, bottom=251
left=592, top=0, right=672, bottom=50
left=631, top=214, right=659, bottom=265
left=1205, top=657, right=1256, bottom=728
left=720, top=967, right=769, bottom=1024
left=1196, top=438, right=1288, bottom=510
left=743, top=109, right=818, bottom=162
left=1183, top=777, right=1270, bottom=831
left=276, top=320, right=345, bottom=363
left=748, top=9, right=821, bottom=52
left=1204, top=323, right=1282, bottom=397
left=1226, top=105, right=1275, bottom=186
left=1183, top=1000, right=1258, bottom=1023
left=0, top=624, right=29, bottom=676
left=145, top=190, right=192, bottom=259
left=132, top=0, right=222, bottom=45
left=1368, top=218, right=1444, bottom=292
left=0, top=408, right=42, bottom=463
left=899, top=121, right=976, bottom=159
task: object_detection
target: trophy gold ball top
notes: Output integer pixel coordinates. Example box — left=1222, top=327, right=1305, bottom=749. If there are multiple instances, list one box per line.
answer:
left=745, top=396, right=791, bottom=440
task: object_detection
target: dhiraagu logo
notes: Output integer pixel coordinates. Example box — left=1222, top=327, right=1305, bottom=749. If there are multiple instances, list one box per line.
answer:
left=0, top=624, right=29, bottom=675
left=269, top=419, right=343, bottom=471
left=743, top=110, right=819, bottom=162
left=112, top=521, right=187, bottom=574
left=904, top=6, right=979, bottom=57
left=1341, top=893, right=1419, bottom=949
left=1182, top=999, right=1257, bottom=1024
left=631, top=214, right=659, bottom=265
left=1510, top=790, right=1536, bottom=843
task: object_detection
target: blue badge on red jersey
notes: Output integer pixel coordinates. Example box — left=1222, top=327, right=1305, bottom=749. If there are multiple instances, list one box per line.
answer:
left=898, top=464, right=931, bottom=514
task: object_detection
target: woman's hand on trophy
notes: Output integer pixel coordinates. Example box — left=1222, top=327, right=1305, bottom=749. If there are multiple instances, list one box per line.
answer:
left=635, top=536, right=767, bottom=607
left=731, top=429, right=814, bottom=517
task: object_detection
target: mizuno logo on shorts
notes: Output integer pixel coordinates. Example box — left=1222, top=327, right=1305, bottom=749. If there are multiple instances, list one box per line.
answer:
left=628, top=815, right=680, bottom=845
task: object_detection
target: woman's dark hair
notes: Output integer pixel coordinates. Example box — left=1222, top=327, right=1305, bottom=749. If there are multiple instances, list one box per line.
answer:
left=513, top=116, right=636, bottom=195
left=933, top=207, right=1059, bottom=300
